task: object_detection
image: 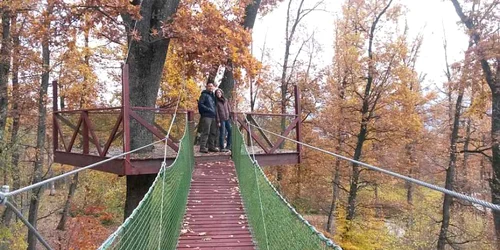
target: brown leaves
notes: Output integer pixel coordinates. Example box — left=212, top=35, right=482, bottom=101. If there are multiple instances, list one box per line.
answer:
left=166, top=0, right=259, bottom=80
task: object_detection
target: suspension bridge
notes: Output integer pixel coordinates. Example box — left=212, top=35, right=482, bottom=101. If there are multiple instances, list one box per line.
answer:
left=0, top=65, right=499, bottom=250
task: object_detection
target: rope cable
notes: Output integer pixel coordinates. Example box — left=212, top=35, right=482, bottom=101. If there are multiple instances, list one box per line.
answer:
left=158, top=68, right=187, bottom=250
left=244, top=115, right=270, bottom=250
left=244, top=119, right=500, bottom=212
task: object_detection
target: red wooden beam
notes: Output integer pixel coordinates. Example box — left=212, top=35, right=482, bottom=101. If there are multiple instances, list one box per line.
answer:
left=233, top=112, right=296, bottom=117
left=254, top=153, right=299, bottom=167
left=82, top=112, right=90, bottom=154
left=67, top=116, right=83, bottom=152
left=268, top=117, right=299, bottom=153
left=82, top=111, right=103, bottom=156
left=103, top=112, right=123, bottom=157
left=237, top=117, right=270, bottom=154
left=52, top=80, right=58, bottom=151
left=54, top=117, right=68, bottom=152
left=152, top=121, right=180, bottom=143
left=54, top=152, right=126, bottom=175
left=294, top=85, right=302, bottom=163
left=247, top=114, right=274, bottom=149
left=54, top=107, right=123, bottom=114
left=129, top=110, right=179, bottom=152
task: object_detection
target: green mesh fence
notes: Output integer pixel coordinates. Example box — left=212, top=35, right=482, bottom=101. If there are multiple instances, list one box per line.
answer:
left=99, top=121, right=193, bottom=250
left=232, top=125, right=342, bottom=250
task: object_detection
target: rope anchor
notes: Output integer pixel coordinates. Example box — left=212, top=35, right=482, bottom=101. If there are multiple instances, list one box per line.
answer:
left=0, top=185, right=9, bottom=205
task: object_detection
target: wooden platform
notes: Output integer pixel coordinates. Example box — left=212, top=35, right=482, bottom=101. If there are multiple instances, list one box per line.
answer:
left=177, top=160, right=255, bottom=250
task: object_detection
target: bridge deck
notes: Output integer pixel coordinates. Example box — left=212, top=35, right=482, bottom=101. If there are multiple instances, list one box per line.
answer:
left=177, top=160, right=255, bottom=250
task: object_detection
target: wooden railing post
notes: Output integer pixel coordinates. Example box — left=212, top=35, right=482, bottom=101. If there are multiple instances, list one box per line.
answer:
left=187, top=110, right=195, bottom=144
left=52, top=80, right=58, bottom=152
left=122, top=64, right=131, bottom=174
left=294, top=85, right=302, bottom=163
left=82, top=111, right=89, bottom=155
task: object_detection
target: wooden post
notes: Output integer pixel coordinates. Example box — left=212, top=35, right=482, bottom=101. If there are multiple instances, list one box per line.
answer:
left=187, top=110, right=195, bottom=144
left=52, top=80, right=58, bottom=152
left=82, top=111, right=89, bottom=155
left=294, top=85, right=302, bottom=163
left=122, top=64, right=131, bottom=174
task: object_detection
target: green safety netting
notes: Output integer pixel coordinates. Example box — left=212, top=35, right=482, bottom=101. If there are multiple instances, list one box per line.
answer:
left=99, top=121, right=193, bottom=250
left=232, top=125, right=342, bottom=250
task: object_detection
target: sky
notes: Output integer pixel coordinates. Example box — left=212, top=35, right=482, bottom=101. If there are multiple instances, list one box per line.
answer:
left=251, top=0, right=469, bottom=89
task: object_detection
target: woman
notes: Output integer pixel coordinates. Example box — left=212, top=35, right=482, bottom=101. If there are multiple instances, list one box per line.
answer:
left=215, top=89, right=232, bottom=152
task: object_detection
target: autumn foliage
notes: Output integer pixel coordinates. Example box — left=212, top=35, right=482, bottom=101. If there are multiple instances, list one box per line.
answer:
left=0, top=0, right=499, bottom=249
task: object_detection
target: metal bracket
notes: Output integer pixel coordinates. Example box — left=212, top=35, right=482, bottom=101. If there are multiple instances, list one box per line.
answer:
left=0, top=185, right=9, bottom=205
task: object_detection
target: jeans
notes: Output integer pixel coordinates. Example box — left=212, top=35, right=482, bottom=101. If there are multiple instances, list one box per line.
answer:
left=219, top=120, right=232, bottom=149
left=199, top=117, right=218, bottom=149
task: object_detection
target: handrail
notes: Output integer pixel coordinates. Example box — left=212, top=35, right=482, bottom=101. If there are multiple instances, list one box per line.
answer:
left=232, top=112, right=298, bottom=117
left=54, top=107, right=123, bottom=113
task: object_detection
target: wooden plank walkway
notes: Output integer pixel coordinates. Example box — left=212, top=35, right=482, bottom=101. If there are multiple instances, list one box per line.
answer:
left=177, top=160, right=255, bottom=250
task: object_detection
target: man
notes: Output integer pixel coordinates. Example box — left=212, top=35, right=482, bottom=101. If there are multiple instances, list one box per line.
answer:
left=197, top=81, right=219, bottom=153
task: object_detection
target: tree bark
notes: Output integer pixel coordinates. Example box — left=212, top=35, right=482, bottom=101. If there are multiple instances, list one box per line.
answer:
left=2, top=12, right=19, bottom=227
left=27, top=3, right=52, bottom=248
left=57, top=173, right=79, bottom=230
left=0, top=8, right=11, bottom=190
left=491, top=92, right=500, bottom=249
left=326, top=158, right=341, bottom=233
left=449, top=0, right=500, bottom=245
left=462, top=117, right=471, bottom=183
left=405, top=142, right=416, bottom=205
left=437, top=84, right=464, bottom=250
left=346, top=0, right=393, bottom=222
left=277, top=0, right=306, bottom=184
left=0, top=8, right=11, bottom=148
left=122, top=0, right=181, bottom=219
left=219, top=0, right=262, bottom=101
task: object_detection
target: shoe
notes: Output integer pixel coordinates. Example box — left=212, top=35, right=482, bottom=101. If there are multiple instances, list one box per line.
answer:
left=221, top=148, right=229, bottom=152
left=200, top=148, right=208, bottom=153
left=208, top=147, right=220, bottom=152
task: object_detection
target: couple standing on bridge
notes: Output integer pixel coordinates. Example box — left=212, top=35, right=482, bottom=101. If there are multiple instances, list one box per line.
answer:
left=197, top=80, right=232, bottom=153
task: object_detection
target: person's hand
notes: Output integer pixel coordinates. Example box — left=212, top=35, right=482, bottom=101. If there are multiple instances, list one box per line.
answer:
left=218, top=123, right=221, bottom=127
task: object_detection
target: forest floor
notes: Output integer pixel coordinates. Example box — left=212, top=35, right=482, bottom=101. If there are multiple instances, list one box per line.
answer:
left=33, top=189, right=120, bottom=250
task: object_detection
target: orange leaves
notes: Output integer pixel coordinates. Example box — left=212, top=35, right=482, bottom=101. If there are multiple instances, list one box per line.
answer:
left=63, top=215, right=114, bottom=250
left=167, top=0, right=258, bottom=80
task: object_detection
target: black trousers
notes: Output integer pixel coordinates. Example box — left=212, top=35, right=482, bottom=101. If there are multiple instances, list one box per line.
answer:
left=199, top=116, right=218, bottom=149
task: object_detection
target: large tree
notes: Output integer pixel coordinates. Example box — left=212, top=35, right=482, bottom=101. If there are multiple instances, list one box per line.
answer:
left=449, top=0, right=500, bottom=245
left=0, top=3, right=12, bottom=177
left=27, top=1, right=53, bottom=248
left=120, top=0, right=181, bottom=218
left=345, top=0, right=394, bottom=221
left=218, top=0, right=286, bottom=100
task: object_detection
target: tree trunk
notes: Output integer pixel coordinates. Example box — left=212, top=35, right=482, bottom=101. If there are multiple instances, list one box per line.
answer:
left=490, top=92, right=500, bottom=249
left=219, top=0, right=262, bottom=100
left=0, top=8, right=11, bottom=190
left=125, top=174, right=157, bottom=218
left=0, top=8, right=11, bottom=149
left=405, top=143, right=416, bottom=205
left=326, top=160, right=340, bottom=233
left=295, top=164, right=301, bottom=199
left=437, top=84, right=464, bottom=250
left=2, top=13, right=19, bottom=227
left=346, top=120, right=368, bottom=221
left=277, top=0, right=295, bottom=184
left=449, top=1, right=500, bottom=244
left=345, top=0, right=392, bottom=222
left=122, top=0, right=181, bottom=219
left=27, top=4, right=52, bottom=248
left=57, top=173, right=78, bottom=230
left=462, top=117, right=471, bottom=182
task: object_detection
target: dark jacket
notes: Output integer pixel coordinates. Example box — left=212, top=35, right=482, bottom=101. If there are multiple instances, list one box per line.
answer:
left=215, top=91, right=231, bottom=123
left=198, top=90, right=216, bottom=118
